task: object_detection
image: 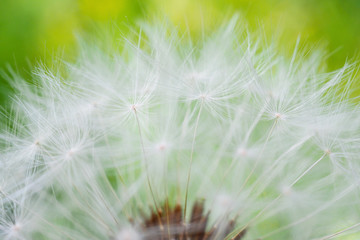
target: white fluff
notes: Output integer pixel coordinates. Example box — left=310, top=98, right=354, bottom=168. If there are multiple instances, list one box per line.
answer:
left=1, top=16, right=360, bottom=239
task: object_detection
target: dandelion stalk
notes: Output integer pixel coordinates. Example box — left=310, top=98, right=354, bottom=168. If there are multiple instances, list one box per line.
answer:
left=184, top=100, right=204, bottom=222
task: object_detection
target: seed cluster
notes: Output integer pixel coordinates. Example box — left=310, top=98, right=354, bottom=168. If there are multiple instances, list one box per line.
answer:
left=139, top=201, right=246, bottom=240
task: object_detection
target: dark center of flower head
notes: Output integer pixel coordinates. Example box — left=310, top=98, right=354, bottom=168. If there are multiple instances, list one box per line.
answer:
left=127, top=200, right=247, bottom=240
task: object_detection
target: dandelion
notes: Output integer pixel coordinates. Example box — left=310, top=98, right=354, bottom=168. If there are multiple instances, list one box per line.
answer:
left=1, top=16, right=360, bottom=240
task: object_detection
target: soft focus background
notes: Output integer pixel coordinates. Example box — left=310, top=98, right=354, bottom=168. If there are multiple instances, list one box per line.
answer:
left=1, top=0, right=360, bottom=105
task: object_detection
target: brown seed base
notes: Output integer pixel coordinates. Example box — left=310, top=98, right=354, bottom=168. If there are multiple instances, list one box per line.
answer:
left=140, top=200, right=246, bottom=240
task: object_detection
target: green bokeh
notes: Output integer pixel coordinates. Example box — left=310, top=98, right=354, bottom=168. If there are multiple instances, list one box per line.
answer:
left=1, top=0, right=360, bottom=105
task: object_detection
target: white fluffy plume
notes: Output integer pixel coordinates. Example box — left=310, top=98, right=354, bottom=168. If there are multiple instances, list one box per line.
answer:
left=1, top=17, right=360, bottom=240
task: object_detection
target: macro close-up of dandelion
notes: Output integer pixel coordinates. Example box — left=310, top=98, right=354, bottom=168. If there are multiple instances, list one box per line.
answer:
left=1, top=1, right=360, bottom=239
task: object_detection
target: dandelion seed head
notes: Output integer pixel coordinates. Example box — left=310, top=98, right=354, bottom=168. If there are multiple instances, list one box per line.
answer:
left=1, top=16, right=360, bottom=240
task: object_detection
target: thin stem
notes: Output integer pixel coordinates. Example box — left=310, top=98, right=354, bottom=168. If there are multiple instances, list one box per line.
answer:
left=184, top=100, right=204, bottom=221
left=163, top=153, right=172, bottom=238
left=290, top=152, right=327, bottom=187
left=133, top=107, right=163, bottom=229
left=176, top=104, right=192, bottom=204
left=315, top=222, right=360, bottom=240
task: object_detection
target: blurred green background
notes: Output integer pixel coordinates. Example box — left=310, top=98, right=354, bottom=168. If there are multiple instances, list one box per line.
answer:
left=1, top=0, right=360, bottom=105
